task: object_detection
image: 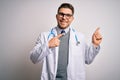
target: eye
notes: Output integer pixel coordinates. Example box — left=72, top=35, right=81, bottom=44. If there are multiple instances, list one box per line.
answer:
left=58, top=12, right=73, bottom=19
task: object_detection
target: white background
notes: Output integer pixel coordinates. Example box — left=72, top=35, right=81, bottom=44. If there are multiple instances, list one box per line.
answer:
left=0, top=0, right=120, bottom=80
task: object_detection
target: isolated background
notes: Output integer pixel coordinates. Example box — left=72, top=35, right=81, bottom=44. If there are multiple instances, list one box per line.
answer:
left=0, top=0, right=120, bottom=80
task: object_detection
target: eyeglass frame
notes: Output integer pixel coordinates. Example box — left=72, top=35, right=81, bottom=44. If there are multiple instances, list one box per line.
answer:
left=57, top=12, right=73, bottom=19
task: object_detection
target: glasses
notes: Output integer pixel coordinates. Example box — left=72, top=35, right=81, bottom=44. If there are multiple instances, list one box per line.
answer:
left=57, top=12, right=73, bottom=19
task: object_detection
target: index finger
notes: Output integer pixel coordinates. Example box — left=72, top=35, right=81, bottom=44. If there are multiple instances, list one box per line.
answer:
left=56, top=34, right=63, bottom=39
left=95, top=27, right=100, bottom=32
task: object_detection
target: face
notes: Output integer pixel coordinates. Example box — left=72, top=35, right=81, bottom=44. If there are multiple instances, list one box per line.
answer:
left=56, top=8, right=74, bottom=29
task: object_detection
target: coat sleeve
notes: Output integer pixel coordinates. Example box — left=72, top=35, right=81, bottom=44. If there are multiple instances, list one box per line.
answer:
left=85, top=43, right=100, bottom=64
left=30, top=32, right=52, bottom=64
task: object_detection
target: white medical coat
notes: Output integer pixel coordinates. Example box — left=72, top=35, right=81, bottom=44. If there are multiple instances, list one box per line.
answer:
left=30, top=27, right=100, bottom=80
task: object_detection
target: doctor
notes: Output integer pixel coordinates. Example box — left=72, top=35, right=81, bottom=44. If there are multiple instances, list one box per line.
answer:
left=30, top=3, right=102, bottom=80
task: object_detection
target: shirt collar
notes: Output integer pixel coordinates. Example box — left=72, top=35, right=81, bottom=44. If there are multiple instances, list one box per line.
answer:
left=56, top=26, right=70, bottom=34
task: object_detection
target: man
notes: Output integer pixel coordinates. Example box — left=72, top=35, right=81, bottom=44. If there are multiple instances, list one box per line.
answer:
left=30, top=3, right=102, bottom=80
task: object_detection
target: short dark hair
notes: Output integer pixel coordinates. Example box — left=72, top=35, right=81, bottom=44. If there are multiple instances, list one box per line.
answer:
left=57, top=3, right=74, bottom=15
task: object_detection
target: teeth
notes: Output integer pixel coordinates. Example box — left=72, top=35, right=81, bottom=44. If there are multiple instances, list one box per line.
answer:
left=61, top=21, right=66, bottom=23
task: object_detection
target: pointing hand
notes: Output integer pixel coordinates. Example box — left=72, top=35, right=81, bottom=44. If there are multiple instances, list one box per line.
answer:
left=48, top=34, right=63, bottom=48
left=92, top=27, right=103, bottom=47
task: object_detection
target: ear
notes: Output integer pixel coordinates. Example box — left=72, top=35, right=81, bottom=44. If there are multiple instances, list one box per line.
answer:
left=56, top=14, right=58, bottom=19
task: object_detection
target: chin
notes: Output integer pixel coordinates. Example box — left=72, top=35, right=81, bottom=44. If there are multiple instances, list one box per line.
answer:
left=59, top=26, right=67, bottom=29
left=59, top=25, right=69, bottom=29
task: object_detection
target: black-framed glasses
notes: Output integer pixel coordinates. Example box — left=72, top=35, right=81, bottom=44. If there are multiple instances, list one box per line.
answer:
left=58, top=12, right=73, bottom=19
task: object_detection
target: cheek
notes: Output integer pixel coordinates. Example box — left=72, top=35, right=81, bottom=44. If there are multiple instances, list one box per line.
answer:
left=70, top=18, right=74, bottom=22
left=68, top=19, right=73, bottom=24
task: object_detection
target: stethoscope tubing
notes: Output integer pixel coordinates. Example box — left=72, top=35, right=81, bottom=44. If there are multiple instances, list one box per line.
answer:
left=47, top=28, right=80, bottom=45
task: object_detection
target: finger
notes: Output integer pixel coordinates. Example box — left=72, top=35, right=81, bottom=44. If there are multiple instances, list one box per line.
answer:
left=95, top=32, right=103, bottom=40
left=95, top=27, right=100, bottom=33
left=95, top=34, right=102, bottom=40
left=55, top=40, right=60, bottom=46
left=56, top=34, right=63, bottom=39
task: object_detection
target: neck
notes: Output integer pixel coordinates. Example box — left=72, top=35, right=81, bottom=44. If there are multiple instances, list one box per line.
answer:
left=57, top=25, right=70, bottom=29
left=57, top=25, right=70, bottom=34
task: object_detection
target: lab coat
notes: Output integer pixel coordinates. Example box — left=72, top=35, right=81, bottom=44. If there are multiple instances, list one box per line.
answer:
left=30, top=27, right=100, bottom=80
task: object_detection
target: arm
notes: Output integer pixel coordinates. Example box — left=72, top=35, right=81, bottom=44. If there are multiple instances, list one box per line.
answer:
left=30, top=31, right=63, bottom=64
left=30, top=33, right=52, bottom=64
left=85, top=27, right=102, bottom=64
left=85, top=44, right=100, bottom=64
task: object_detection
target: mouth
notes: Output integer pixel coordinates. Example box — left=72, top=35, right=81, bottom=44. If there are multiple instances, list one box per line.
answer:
left=60, top=20, right=67, bottom=25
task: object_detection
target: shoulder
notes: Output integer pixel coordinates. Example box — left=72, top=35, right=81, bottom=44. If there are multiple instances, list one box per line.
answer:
left=76, top=32, right=84, bottom=37
left=70, top=27, right=85, bottom=39
left=73, top=28, right=85, bottom=38
left=77, top=32, right=85, bottom=41
left=40, top=31, right=49, bottom=36
left=38, top=26, right=57, bottom=39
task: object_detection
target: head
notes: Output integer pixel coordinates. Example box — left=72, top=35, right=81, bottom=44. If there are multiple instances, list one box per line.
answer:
left=56, top=3, right=74, bottom=29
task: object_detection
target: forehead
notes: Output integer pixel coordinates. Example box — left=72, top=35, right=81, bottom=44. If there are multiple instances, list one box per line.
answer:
left=58, top=8, right=72, bottom=14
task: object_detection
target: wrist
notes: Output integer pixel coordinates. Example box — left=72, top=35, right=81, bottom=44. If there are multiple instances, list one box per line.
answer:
left=93, top=43, right=99, bottom=48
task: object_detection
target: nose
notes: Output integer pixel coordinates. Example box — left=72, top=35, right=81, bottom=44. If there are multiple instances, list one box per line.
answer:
left=62, top=15, right=66, bottom=19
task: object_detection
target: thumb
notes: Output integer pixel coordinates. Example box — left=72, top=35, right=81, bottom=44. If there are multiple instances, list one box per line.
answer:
left=56, top=34, right=63, bottom=39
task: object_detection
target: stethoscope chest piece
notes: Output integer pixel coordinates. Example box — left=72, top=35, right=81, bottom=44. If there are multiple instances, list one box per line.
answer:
left=76, top=41, right=80, bottom=46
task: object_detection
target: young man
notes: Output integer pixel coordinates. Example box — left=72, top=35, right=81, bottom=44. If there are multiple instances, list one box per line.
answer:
left=30, top=3, right=102, bottom=80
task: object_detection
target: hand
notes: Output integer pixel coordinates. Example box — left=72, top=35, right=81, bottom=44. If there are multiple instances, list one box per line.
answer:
left=48, top=34, right=63, bottom=48
left=92, top=27, right=103, bottom=47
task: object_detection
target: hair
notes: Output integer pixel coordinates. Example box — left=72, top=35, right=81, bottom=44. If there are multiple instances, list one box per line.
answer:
left=57, top=3, right=74, bottom=15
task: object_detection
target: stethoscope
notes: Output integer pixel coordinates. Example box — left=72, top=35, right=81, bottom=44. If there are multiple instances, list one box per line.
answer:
left=47, top=28, right=80, bottom=46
